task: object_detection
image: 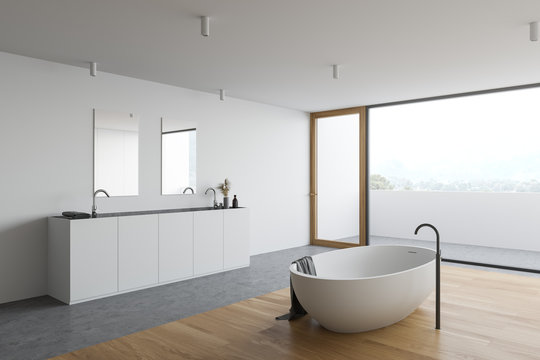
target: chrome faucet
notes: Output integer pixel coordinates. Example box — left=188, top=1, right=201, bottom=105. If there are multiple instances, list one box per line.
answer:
left=183, top=187, right=195, bottom=194
left=92, top=189, right=110, bottom=218
left=204, top=187, right=217, bottom=208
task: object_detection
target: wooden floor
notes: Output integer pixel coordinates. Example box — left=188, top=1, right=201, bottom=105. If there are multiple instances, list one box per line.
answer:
left=52, top=266, right=540, bottom=360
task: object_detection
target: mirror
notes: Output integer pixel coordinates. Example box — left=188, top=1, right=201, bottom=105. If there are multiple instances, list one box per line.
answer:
left=161, top=118, right=197, bottom=195
left=93, top=109, right=139, bottom=196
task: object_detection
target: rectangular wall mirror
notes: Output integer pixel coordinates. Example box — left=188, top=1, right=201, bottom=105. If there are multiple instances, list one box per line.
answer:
left=94, top=109, right=139, bottom=196
left=161, top=117, right=197, bottom=195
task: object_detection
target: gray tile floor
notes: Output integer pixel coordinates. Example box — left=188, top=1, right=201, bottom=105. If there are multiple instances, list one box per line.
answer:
left=2, top=243, right=539, bottom=360
left=0, top=245, right=330, bottom=360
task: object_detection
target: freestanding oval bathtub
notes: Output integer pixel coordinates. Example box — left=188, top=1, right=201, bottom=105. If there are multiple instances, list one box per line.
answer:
left=290, top=245, right=435, bottom=333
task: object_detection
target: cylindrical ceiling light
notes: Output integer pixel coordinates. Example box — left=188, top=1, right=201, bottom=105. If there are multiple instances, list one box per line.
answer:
left=90, top=62, right=97, bottom=77
left=201, top=16, right=210, bottom=37
left=531, top=21, right=538, bottom=41
left=333, top=64, right=340, bottom=79
left=220, top=89, right=225, bottom=101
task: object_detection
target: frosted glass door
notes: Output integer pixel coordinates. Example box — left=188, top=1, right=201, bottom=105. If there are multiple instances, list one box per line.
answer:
left=317, top=114, right=360, bottom=244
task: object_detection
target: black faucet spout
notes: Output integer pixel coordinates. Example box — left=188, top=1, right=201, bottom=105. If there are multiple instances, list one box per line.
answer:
left=414, top=223, right=439, bottom=244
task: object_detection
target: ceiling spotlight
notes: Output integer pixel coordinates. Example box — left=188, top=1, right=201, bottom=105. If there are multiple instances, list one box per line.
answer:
left=220, top=89, right=225, bottom=101
left=90, top=62, right=97, bottom=77
left=201, top=16, right=210, bottom=37
left=531, top=21, right=538, bottom=41
left=333, top=64, right=340, bottom=79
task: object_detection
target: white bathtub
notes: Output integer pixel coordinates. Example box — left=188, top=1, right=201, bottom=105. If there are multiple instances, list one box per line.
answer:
left=290, top=245, right=435, bottom=333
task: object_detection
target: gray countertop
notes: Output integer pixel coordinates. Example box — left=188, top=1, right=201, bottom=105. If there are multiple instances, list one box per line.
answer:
left=55, top=206, right=245, bottom=220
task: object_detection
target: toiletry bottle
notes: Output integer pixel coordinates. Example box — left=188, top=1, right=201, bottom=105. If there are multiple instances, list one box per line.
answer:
left=232, top=195, right=238, bottom=208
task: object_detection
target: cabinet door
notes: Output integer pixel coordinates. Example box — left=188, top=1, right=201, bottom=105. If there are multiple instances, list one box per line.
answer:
left=159, top=212, right=194, bottom=282
left=70, top=217, right=118, bottom=301
left=224, top=209, right=250, bottom=269
left=194, top=210, right=223, bottom=275
left=118, top=215, right=159, bottom=291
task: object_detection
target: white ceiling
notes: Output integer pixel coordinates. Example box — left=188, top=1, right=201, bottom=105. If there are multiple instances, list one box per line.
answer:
left=2, top=0, right=540, bottom=112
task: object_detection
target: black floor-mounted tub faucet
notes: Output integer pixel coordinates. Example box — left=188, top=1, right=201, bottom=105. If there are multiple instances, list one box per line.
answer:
left=414, top=223, right=441, bottom=330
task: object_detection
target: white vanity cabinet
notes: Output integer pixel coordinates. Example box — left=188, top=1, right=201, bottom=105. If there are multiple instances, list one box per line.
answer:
left=158, top=212, right=194, bottom=283
left=224, top=208, right=250, bottom=269
left=48, top=208, right=249, bottom=304
left=118, top=214, right=159, bottom=291
left=48, top=217, right=118, bottom=304
left=194, top=210, right=224, bottom=275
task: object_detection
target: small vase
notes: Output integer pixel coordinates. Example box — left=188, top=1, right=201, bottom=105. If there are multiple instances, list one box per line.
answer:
left=223, top=196, right=229, bottom=209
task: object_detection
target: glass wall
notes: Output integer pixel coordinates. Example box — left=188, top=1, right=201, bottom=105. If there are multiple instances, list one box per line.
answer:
left=369, top=86, right=540, bottom=271
left=370, top=87, right=540, bottom=193
left=317, top=114, right=360, bottom=244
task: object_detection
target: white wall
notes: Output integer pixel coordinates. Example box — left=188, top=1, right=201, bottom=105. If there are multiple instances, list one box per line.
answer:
left=0, top=51, right=309, bottom=304
left=370, top=190, right=540, bottom=252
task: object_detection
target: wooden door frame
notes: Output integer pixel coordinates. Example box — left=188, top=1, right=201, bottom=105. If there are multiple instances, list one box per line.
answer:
left=310, top=106, right=367, bottom=248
